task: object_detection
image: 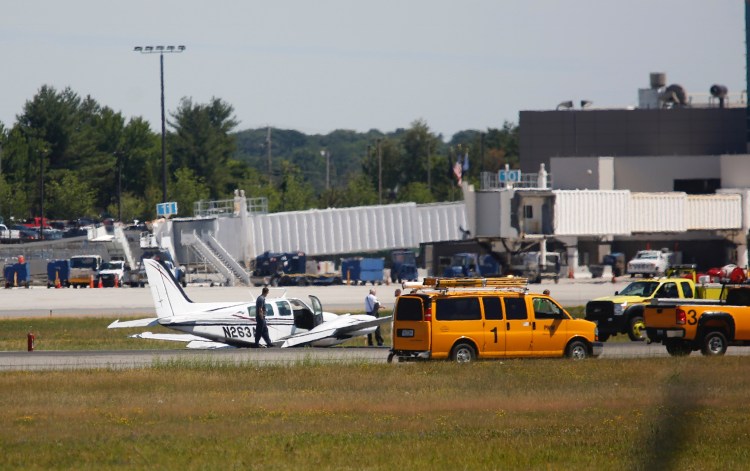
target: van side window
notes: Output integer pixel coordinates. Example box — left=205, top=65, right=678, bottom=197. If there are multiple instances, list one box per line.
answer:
left=533, top=297, right=563, bottom=319
left=680, top=281, right=694, bottom=298
left=395, top=297, right=424, bottom=321
left=504, top=298, right=528, bottom=320
left=483, top=297, right=503, bottom=320
left=436, top=297, right=481, bottom=321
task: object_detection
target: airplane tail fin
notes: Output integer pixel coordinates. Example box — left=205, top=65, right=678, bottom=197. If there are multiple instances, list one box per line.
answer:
left=144, top=258, right=193, bottom=318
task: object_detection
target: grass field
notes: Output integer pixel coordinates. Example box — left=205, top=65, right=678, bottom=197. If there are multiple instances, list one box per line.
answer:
left=2, top=314, right=743, bottom=470
left=1, top=358, right=750, bottom=470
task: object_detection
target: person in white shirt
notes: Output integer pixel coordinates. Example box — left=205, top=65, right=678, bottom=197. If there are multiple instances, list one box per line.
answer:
left=365, top=289, right=384, bottom=346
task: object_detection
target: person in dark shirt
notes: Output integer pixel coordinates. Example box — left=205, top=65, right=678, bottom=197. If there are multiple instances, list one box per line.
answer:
left=254, top=287, right=273, bottom=347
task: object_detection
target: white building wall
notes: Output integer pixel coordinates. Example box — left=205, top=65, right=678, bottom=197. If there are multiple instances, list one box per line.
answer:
left=630, top=193, right=686, bottom=233
left=613, top=155, right=720, bottom=192
left=720, top=155, right=750, bottom=188
left=244, top=202, right=465, bottom=258
left=553, top=190, right=631, bottom=236
left=686, top=194, right=742, bottom=230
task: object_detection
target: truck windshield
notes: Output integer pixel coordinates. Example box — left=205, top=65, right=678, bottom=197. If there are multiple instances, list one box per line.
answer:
left=70, top=257, right=98, bottom=269
left=100, top=262, right=123, bottom=270
left=619, top=281, right=659, bottom=297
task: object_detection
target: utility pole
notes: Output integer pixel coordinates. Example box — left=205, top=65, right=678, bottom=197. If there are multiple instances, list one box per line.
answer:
left=266, top=126, right=272, bottom=186
left=320, top=149, right=330, bottom=190
left=426, top=139, right=431, bottom=191
left=377, top=139, right=382, bottom=205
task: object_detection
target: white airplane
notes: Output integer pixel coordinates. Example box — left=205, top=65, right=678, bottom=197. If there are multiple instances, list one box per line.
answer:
left=108, top=259, right=390, bottom=349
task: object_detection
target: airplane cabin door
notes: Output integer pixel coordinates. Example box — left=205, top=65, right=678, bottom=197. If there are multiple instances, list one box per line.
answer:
left=309, top=295, right=324, bottom=326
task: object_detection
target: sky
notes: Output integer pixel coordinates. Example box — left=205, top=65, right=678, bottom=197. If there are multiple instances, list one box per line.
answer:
left=0, top=1, right=745, bottom=140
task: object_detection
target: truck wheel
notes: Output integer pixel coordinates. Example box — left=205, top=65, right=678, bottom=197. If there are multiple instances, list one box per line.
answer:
left=566, top=340, right=589, bottom=359
left=628, top=316, right=646, bottom=341
left=450, top=342, right=476, bottom=363
left=701, top=331, right=728, bottom=356
left=665, top=341, right=692, bottom=357
left=387, top=352, right=395, bottom=364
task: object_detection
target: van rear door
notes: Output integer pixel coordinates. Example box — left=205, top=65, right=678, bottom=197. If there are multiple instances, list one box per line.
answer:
left=393, top=296, right=430, bottom=352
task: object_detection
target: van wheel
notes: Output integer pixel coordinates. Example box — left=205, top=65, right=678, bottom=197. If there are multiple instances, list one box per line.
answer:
left=451, top=342, right=476, bottom=363
left=701, top=331, right=728, bottom=356
left=566, top=340, right=588, bottom=359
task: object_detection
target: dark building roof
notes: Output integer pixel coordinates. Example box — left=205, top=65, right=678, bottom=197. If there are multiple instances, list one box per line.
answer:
left=519, top=107, right=746, bottom=173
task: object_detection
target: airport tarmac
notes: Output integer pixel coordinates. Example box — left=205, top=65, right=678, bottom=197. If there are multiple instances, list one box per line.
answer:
left=0, top=277, right=629, bottom=318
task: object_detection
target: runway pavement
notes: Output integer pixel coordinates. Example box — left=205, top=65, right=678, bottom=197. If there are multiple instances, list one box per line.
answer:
left=0, top=276, right=630, bottom=318
left=1, top=342, right=747, bottom=371
left=2, top=276, right=716, bottom=371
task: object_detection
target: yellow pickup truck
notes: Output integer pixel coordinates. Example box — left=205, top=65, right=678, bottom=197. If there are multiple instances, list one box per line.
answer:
left=585, top=276, right=722, bottom=342
left=644, top=285, right=750, bottom=356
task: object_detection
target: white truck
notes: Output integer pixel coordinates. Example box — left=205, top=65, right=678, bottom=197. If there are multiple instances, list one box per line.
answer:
left=626, top=250, right=672, bottom=277
left=0, top=224, right=21, bottom=243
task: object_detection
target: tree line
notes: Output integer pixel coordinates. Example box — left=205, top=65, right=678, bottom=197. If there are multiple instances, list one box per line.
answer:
left=0, top=85, right=519, bottom=222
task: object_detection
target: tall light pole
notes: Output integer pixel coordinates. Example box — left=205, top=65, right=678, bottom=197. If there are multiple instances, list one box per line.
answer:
left=377, top=139, right=382, bottom=205
left=134, top=45, right=186, bottom=203
left=320, top=149, right=330, bottom=190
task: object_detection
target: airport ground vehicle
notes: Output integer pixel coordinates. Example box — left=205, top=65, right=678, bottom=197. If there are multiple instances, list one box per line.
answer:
left=645, top=285, right=750, bottom=356
left=251, top=251, right=342, bottom=286
left=585, top=277, right=721, bottom=341
left=0, top=224, right=21, bottom=243
left=390, top=250, right=418, bottom=283
left=125, top=250, right=185, bottom=288
left=509, top=251, right=560, bottom=284
left=442, top=253, right=500, bottom=278
left=626, top=249, right=672, bottom=277
left=96, top=260, right=128, bottom=287
left=69, top=255, right=103, bottom=287
left=389, top=277, right=601, bottom=363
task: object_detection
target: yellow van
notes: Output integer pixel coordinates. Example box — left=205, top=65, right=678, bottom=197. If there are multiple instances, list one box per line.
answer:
left=389, top=277, right=602, bottom=363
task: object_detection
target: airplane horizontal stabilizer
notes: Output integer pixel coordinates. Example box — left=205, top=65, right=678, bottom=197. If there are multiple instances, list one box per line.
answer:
left=108, top=318, right=159, bottom=329
left=131, top=331, right=207, bottom=342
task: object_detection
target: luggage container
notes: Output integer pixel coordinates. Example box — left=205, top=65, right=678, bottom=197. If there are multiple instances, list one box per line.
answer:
left=341, top=257, right=384, bottom=285
left=47, top=259, right=71, bottom=288
left=4, top=262, right=30, bottom=288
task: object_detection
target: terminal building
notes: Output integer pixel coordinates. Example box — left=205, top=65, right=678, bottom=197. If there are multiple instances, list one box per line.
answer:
left=465, top=72, right=750, bottom=274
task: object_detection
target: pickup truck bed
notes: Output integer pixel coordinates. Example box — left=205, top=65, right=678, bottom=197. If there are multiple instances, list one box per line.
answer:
left=645, top=286, right=750, bottom=356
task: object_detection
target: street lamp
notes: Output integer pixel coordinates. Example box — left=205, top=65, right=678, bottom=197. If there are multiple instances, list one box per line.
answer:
left=320, top=149, right=330, bottom=190
left=134, top=44, right=186, bottom=203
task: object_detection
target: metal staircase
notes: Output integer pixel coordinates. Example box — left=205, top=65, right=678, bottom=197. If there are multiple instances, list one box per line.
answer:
left=181, top=231, right=251, bottom=286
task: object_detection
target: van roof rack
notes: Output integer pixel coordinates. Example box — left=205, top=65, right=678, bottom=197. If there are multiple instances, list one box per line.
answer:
left=403, top=276, right=529, bottom=293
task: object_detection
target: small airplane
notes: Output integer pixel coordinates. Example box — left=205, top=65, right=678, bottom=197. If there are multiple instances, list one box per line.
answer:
left=108, top=259, right=391, bottom=349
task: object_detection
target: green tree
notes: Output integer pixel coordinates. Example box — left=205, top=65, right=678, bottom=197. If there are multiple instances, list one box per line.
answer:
left=171, top=167, right=210, bottom=217
left=398, top=182, right=433, bottom=204
left=0, top=176, right=29, bottom=223
left=169, top=97, right=239, bottom=199
left=339, top=174, right=378, bottom=207
left=106, top=192, right=149, bottom=223
left=275, top=160, right=316, bottom=212
left=45, top=170, right=96, bottom=219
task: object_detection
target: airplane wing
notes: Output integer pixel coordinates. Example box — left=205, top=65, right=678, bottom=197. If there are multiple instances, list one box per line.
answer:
left=130, top=331, right=233, bottom=349
left=108, top=318, right=159, bottom=328
left=281, top=315, right=392, bottom=348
